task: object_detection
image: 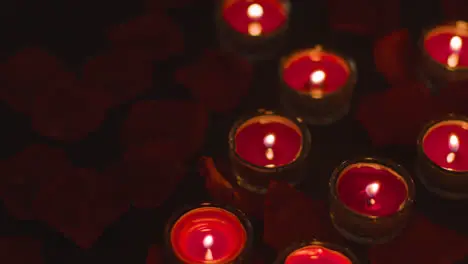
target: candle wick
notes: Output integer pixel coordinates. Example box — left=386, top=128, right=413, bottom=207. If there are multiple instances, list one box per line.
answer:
left=205, top=249, right=213, bottom=261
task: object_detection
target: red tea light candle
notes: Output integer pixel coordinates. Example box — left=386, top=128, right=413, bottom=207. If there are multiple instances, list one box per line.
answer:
left=167, top=204, right=253, bottom=263
left=228, top=109, right=311, bottom=193
left=215, top=0, right=290, bottom=59
left=274, top=241, right=360, bottom=264
left=280, top=45, right=357, bottom=125
left=416, top=115, right=468, bottom=199
left=419, top=21, right=468, bottom=88
left=329, top=158, right=415, bottom=244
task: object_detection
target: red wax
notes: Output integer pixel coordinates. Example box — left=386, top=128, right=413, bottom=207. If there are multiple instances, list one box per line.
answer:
left=336, top=163, right=408, bottom=217
left=234, top=115, right=302, bottom=167
left=285, top=245, right=352, bottom=264
left=424, top=29, right=468, bottom=67
left=282, top=50, right=350, bottom=94
left=222, top=0, right=287, bottom=35
left=170, top=207, right=247, bottom=263
left=423, top=120, right=468, bottom=171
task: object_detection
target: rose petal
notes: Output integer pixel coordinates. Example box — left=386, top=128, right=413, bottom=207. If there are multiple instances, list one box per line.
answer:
left=175, top=50, right=252, bottom=113
left=374, top=29, right=415, bottom=85
left=30, top=75, right=111, bottom=142
left=0, top=144, right=71, bottom=220
left=146, top=244, right=165, bottom=264
left=200, top=157, right=264, bottom=217
left=355, top=82, right=435, bottom=146
left=0, top=237, right=44, bottom=264
left=123, top=141, right=186, bottom=208
left=82, top=50, right=154, bottom=106
left=369, top=212, right=468, bottom=264
left=34, top=167, right=129, bottom=248
left=264, top=182, right=343, bottom=251
left=121, top=100, right=208, bottom=159
left=107, top=13, right=183, bottom=62
left=1, top=48, right=64, bottom=114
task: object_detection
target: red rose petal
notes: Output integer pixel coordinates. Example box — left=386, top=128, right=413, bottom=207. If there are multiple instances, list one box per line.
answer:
left=0, top=144, right=71, bottom=220
left=264, top=182, right=343, bottom=251
left=30, top=74, right=111, bottom=142
left=200, top=157, right=264, bottom=218
left=175, top=50, right=252, bottom=113
left=0, top=237, right=44, bottom=264
left=121, top=100, right=208, bottom=160
left=374, top=29, right=415, bottom=85
left=123, top=141, right=187, bottom=208
left=34, top=167, right=129, bottom=248
left=369, top=212, right=468, bottom=264
left=146, top=244, right=165, bottom=264
left=356, top=82, right=435, bottom=146
left=107, top=13, right=183, bottom=62
left=1, top=48, right=64, bottom=114
left=82, top=50, right=154, bottom=106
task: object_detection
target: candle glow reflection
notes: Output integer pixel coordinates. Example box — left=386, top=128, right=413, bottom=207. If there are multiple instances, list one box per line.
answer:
left=203, top=235, right=214, bottom=261
left=264, top=133, right=276, bottom=167
left=447, top=134, right=460, bottom=164
left=447, top=36, right=463, bottom=68
left=365, top=182, right=380, bottom=206
left=247, top=3, right=264, bottom=36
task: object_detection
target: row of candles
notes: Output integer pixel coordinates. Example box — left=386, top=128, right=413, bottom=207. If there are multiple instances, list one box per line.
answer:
left=166, top=110, right=468, bottom=263
left=219, top=0, right=468, bottom=124
left=164, top=1, right=468, bottom=263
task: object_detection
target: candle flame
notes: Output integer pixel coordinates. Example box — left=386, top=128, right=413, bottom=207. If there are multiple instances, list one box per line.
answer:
left=203, top=235, right=213, bottom=249
left=263, top=133, right=275, bottom=148
left=447, top=152, right=456, bottom=164
left=310, top=70, right=326, bottom=85
left=449, top=134, right=460, bottom=152
left=265, top=148, right=274, bottom=161
left=450, top=36, right=463, bottom=52
left=365, top=182, right=380, bottom=197
left=448, top=36, right=462, bottom=68
left=247, top=22, right=263, bottom=36
left=247, top=3, right=264, bottom=19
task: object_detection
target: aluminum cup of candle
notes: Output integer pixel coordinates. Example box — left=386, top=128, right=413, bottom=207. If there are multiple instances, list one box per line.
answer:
left=228, top=109, right=311, bottom=194
left=418, top=21, right=468, bottom=92
left=165, top=203, right=253, bottom=264
left=274, top=241, right=361, bottom=264
left=329, top=157, right=415, bottom=244
left=215, top=0, right=291, bottom=60
left=279, top=45, right=357, bottom=125
left=416, top=114, right=468, bottom=200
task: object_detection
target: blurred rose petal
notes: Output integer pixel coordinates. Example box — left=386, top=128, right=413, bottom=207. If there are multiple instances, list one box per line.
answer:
left=374, top=29, right=415, bottom=85
left=146, top=244, right=165, bottom=264
left=356, top=80, right=468, bottom=146
left=82, top=50, right=154, bottom=106
left=34, top=168, right=129, bottom=248
left=0, top=237, right=44, bottom=264
left=107, top=13, right=183, bottom=62
left=369, top=213, right=468, bottom=264
left=121, top=100, right=208, bottom=159
left=0, top=48, right=64, bottom=114
left=30, top=73, right=111, bottom=142
left=122, top=141, right=187, bottom=208
left=0, top=144, right=72, bottom=220
left=175, top=50, right=252, bottom=113
left=264, top=182, right=343, bottom=250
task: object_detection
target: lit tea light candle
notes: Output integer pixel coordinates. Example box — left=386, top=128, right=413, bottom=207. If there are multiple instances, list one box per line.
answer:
left=229, top=110, right=311, bottom=193
left=329, top=158, right=415, bottom=244
left=216, top=0, right=290, bottom=59
left=274, top=241, right=360, bottom=264
left=280, top=45, right=357, bottom=125
left=416, top=116, right=468, bottom=199
left=419, top=21, right=468, bottom=90
left=167, top=204, right=253, bottom=263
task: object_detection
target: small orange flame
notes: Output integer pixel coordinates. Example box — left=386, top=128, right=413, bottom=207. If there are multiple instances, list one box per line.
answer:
left=247, top=3, right=263, bottom=19
left=365, top=182, right=380, bottom=197
left=310, top=70, right=326, bottom=85
left=263, top=133, right=275, bottom=148
left=449, top=134, right=460, bottom=152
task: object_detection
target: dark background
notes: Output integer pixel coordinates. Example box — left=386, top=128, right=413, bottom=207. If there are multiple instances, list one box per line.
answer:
left=1, top=0, right=468, bottom=263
